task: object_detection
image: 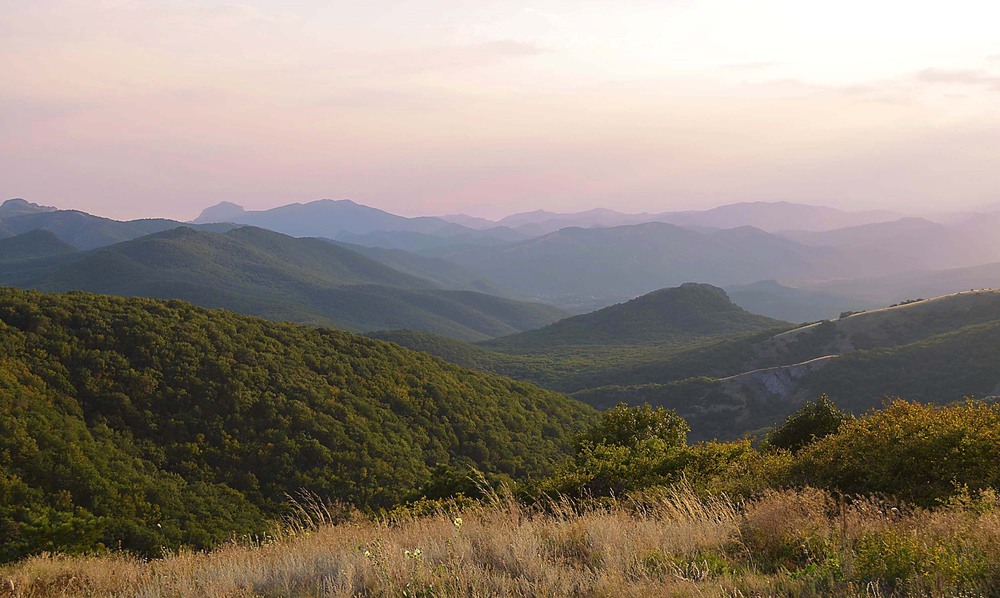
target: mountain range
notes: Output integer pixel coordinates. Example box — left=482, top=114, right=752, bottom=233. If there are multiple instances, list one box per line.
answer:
left=6, top=191, right=1000, bottom=563
left=6, top=195, right=1000, bottom=325
left=427, top=222, right=879, bottom=308
left=0, top=198, right=235, bottom=249
left=0, top=226, right=565, bottom=341
left=444, top=201, right=904, bottom=235
left=193, top=199, right=524, bottom=249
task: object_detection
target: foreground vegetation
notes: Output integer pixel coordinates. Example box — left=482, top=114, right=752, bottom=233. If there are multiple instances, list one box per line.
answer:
left=6, top=398, right=1000, bottom=596
left=5, top=483, right=1000, bottom=597
left=0, top=288, right=591, bottom=563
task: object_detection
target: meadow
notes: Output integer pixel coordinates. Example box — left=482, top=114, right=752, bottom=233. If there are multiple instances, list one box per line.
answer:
left=4, top=482, right=1000, bottom=597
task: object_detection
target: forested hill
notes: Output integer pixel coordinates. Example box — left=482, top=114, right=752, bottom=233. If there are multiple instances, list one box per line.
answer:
left=0, top=230, right=76, bottom=261
left=0, top=226, right=567, bottom=341
left=484, top=283, right=789, bottom=352
left=0, top=288, right=594, bottom=563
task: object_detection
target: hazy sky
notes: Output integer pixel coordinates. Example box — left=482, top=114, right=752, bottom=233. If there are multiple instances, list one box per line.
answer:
left=2, top=0, right=1000, bottom=220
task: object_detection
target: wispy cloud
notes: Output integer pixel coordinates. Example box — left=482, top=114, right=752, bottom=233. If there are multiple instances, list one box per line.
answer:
left=388, top=40, right=549, bottom=73
left=719, top=62, right=781, bottom=72
left=915, top=68, right=1000, bottom=91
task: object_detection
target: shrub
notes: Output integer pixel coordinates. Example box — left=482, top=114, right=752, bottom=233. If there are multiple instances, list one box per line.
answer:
left=793, top=400, right=1000, bottom=505
left=582, top=402, right=689, bottom=450
left=766, top=395, right=852, bottom=453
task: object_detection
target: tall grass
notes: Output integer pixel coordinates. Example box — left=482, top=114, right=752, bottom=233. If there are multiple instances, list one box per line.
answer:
left=3, top=484, right=999, bottom=597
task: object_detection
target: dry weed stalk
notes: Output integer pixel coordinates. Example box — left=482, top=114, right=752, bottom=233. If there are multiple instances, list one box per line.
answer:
left=2, top=485, right=999, bottom=597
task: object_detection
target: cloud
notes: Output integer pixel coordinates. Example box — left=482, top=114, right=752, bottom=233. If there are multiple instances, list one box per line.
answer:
left=404, top=40, right=549, bottom=71
left=719, top=62, right=781, bottom=72
left=315, top=88, right=451, bottom=111
left=336, top=40, right=549, bottom=77
left=915, top=68, right=1000, bottom=91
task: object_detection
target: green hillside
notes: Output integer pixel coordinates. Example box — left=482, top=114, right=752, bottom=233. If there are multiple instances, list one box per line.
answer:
left=574, top=290, right=1000, bottom=439
left=484, top=283, right=787, bottom=353
left=375, top=285, right=792, bottom=393
left=0, top=288, right=593, bottom=563
left=0, top=227, right=567, bottom=341
left=0, top=230, right=77, bottom=261
left=379, top=290, right=1000, bottom=440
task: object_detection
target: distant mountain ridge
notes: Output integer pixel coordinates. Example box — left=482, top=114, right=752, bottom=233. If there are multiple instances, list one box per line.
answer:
left=725, top=280, right=877, bottom=323
left=0, top=198, right=58, bottom=217
left=0, top=226, right=566, bottom=341
left=777, top=217, right=1000, bottom=270
left=193, top=199, right=523, bottom=247
left=0, top=199, right=235, bottom=249
left=442, top=201, right=903, bottom=235
left=430, top=222, right=879, bottom=307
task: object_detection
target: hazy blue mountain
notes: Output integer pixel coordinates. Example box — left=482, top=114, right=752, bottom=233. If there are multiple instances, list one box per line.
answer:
left=475, top=201, right=903, bottom=236
left=337, top=227, right=524, bottom=252
left=0, top=226, right=565, bottom=341
left=802, top=261, right=1000, bottom=306
left=328, top=240, right=506, bottom=294
left=432, top=222, right=868, bottom=307
left=0, top=198, right=57, bottom=218
left=778, top=217, right=999, bottom=270
left=193, top=198, right=468, bottom=237
left=438, top=213, right=498, bottom=229
left=193, top=199, right=531, bottom=251
left=726, top=280, right=878, bottom=323
left=495, top=208, right=655, bottom=236
left=655, top=201, right=902, bottom=232
left=0, top=199, right=237, bottom=249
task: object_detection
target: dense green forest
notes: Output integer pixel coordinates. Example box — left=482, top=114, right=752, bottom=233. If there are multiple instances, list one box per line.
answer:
left=482, top=282, right=787, bottom=352
left=0, top=288, right=593, bottom=563
left=373, top=284, right=795, bottom=393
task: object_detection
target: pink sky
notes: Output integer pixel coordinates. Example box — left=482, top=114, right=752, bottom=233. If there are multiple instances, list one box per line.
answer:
left=2, top=0, right=1000, bottom=221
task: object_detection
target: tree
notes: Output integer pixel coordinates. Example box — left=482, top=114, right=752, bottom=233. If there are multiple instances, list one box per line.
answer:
left=766, top=395, right=851, bottom=453
left=583, top=403, right=689, bottom=450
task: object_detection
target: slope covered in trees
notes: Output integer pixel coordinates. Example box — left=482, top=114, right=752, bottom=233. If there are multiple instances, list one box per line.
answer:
left=573, top=291, right=1000, bottom=439
left=483, top=283, right=787, bottom=353
left=0, top=230, right=77, bottom=261
left=0, top=288, right=593, bottom=563
left=0, top=227, right=567, bottom=341
left=379, top=290, right=1000, bottom=440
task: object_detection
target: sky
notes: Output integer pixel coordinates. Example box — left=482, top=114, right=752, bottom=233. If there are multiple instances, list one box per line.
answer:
left=2, top=0, right=1000, bottom=221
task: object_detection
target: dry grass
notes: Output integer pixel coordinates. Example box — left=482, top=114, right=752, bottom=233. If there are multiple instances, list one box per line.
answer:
left=3, top=485, right=1000, bottom=597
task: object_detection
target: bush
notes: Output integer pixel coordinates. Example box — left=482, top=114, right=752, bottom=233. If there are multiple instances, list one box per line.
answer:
left=582, top=403, right=689, bottom=450
left=793, top=400, right=1000, bottom=505
left=766, top=395, right=852, bottom=453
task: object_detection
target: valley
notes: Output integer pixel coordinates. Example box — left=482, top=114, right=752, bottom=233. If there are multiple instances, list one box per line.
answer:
left=3, top=196, right=1000, bottom=596
left=7, top=4, right=1000, bottom=593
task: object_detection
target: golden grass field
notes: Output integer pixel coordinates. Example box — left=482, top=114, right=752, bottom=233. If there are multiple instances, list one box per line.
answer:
left=4, top=484, right=999, bottom=597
